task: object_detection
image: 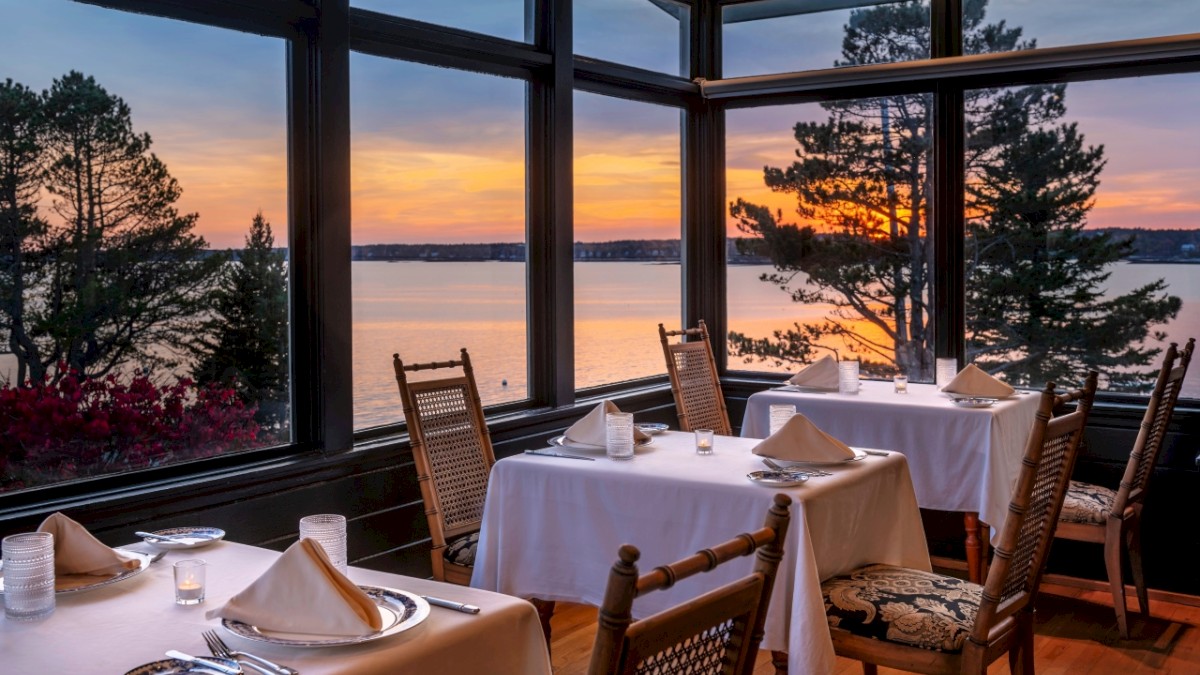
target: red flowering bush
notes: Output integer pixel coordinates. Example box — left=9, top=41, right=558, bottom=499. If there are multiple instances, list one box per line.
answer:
left=0, top=370, right=261, bottom=492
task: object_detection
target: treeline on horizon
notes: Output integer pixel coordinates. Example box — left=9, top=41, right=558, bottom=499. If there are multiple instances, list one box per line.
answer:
left=341, top=228, right=1199, bottom=263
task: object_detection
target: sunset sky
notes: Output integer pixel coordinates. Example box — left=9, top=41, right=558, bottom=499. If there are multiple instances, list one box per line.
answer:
left=1, top=0, right=1198, bottom=248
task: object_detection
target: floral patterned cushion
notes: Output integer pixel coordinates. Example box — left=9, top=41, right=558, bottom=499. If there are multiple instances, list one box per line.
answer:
left=1059, top=481, right=1116, bottom=525
left=443, top=531, right=479, bottom=567
left=822, top=564, right=982, bottom=652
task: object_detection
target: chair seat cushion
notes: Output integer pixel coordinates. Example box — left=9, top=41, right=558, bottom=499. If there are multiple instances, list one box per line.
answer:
left=822, top=564, right=982, bottom=652
left=443, top=531, right=479, bottom=567
left=1059, top=480, right=1116, bottom=525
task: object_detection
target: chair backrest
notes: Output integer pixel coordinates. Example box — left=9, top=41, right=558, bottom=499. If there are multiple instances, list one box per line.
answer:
left=1111, top=338, right=1194, bottom=515
left=973, top=371, right=1098, bottom=641
left=588, top=493, right=792, bottom=675
left=393, top=348, right=496, bottom=549
left=658, top=320, right=732, bottom=436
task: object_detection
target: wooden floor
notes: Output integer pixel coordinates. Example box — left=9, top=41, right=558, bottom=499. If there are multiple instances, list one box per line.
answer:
left=548, top=582, right=1200, bottom=674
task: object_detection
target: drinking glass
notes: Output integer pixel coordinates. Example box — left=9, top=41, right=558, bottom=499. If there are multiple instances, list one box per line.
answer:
left=605, top=412, right=635, bottom=461
left=768, top=404, right=796, bottom=435
left=936, top=358, right=958, bottom=388
left=893, top=375, right=909, bottom=394
left=173, top=559, right=206, bottom=605
left=300, top=514, right=348, bottom=574
left=694, top=429, right=715, bottom=455
left=838, top=360, right=860, bottom=394
left=2, top=532, right=55, bottom=622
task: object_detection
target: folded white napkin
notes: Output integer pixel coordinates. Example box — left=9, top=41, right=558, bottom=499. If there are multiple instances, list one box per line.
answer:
left=787, top=354, right=839, bottom=390
left=943, top=364, right=1015, bottom=398
left=37, top=512, right=139, bottom=578
left=206, top=538, right=382, bottom=637
left=752, top=414, right=856, bottom=462
left=564, top=400, right=650, bottom=446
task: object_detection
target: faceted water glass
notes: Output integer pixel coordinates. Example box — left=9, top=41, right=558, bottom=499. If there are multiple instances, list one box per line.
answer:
left=300, top=514, right=348, bottom=574
left=838, top=360, right=860, bottom=394
left=936, top=358, right=958, bottom=388
left=768, top=404, right=796, bottom=435
left=605, top=412, right=635, bottom=461
left=3, top=532, right=55, bottom=622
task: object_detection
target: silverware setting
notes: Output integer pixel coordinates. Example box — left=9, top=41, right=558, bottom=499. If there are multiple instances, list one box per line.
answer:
left=203, top=630, right=298, bottom=675
left=524, top=449, right=595, bottom=461
left=136, top=530, right=196, bottom=544
left=422, top=595, right=481, bottom=614
left=761, top=458, right=832, bottom=477
left=165, top=650, right=243, bottom=675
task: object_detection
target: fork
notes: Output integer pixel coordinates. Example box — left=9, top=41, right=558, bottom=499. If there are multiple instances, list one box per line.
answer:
left=203, top=630, right=299, bottom=675
left=761, top=458, right=832, bottom=477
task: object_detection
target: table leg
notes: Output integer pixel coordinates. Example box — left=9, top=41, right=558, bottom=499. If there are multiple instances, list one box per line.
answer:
left=530, top=598, right=555, bottom=652
left=771, top=650, right=788, bottom=674
left=964, top=512, right=982, bottom=584
left=979, top=521, right=990, bottom=584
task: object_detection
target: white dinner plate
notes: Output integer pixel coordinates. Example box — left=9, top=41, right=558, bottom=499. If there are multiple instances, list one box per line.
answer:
left=124, top=657, right=240, bottom=675
left=774, top=448, right=868, bottom=467
left=0, top=550, right=153, bottom=595
left=141, top=526, right=226, bottom=550
left=548, top=435, right=654, bottom=452
left=221, top=585, right=430, bottom=647
left=951, top=397, right=998, bottom=409
left=634, top=423, right=669, bottom=435
left=746, top=470, right=809, bottom=488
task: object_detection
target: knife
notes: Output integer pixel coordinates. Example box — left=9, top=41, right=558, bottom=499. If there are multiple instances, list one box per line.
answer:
left=523, top=449, right=595, bottom=461
left=165, top=650, right=242, bottom=675
left=422, top=595, right=481, bottom=614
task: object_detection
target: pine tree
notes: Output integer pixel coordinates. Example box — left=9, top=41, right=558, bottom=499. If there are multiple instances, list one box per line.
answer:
left=193, top=212, right=289, bottom=427
left=729, top=0, right=1179, bottom=387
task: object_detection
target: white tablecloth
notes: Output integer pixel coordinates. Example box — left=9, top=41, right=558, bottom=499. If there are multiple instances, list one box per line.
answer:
left=742, top=380, right=1041, bottom=532
left=2, top=541, right=551, bottom=675
left=471, top=431, right=930, bottom=675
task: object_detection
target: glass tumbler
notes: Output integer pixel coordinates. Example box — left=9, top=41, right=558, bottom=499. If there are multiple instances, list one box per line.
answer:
left=768, top=404, right=796, bottom=435
left=2, top=532, right=56, bottom=622
left=936, top=358, right=958, bottom=388
left=694, top=429, right=715, bottom=455
left=300, top=514, right=348, bottom=574
left=605, top=412, right=635, bottom=461
left=893, top=375, right=909, bottom=394
left=838, top=360, right=860, bottom=394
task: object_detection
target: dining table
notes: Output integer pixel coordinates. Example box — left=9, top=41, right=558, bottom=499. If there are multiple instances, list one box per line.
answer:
left=1, top=539, right=552, bottom=674
left=471, top=430, right=930, bottom=675
left=741, top=379, right=1042, bottom=582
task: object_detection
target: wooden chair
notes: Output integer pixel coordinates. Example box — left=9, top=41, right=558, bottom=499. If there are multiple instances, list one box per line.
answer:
left=659, top=320, right=732, bottom=436
left=588, top=493, right=792, bottom=675
left=393, top=348, right=495, bottom=586
left=821, top=372, right=1097, bottom=675
left=1055, top=338, right=1194, bottom=638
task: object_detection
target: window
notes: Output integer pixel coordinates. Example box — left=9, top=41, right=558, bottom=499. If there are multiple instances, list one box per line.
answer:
left=723, top=0, right=930, bottom=79
left=350, top=55, right=528, bottom=429
left=0, top=1, right=289, bottom=493
left=978, top=0, right=1200, bottom=53
left=965, top=74, right=1198, bottom=396
left=726, top=94, right=933, bottom=381
left=573, top=92, right=682, bottom=390
left=575, top=0, right=689, bottom=75
left=351, top=0, right=529, bottom=43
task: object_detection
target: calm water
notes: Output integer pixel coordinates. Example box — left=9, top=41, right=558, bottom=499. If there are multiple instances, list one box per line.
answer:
left=353, top=260, right=1200, bottom=429
left=0, top=261, right=1193, bottom=430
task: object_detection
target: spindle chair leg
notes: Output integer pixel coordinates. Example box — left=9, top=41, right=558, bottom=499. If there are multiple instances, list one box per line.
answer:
left=1104, top=518, right=1130, bottom=638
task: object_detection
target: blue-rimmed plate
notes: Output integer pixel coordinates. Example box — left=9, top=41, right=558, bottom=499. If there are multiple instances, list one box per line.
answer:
left=124, top=657, right=239, bottom=675
left=774, top=448, right=868, bottom=467
left=141, top=526, right=226, bottom=550
left=548, top=435, right=653, bottom=452
left=634, top=423, right=669, bottom=435
left=221, top=585, right=430, bottom=648
left=746, top=470, right=809, bottom=488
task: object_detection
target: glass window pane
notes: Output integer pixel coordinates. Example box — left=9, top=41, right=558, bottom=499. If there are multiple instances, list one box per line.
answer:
left=977, top=0, right=1200, bottom=53
left=724, top=0, right=930, bottom=79
left=574, top=92, right=681, bottom=390
left=0, top=1, right=290, bottom=493
left=965, top=74, right=1198, bottom=398
left=350, top=56, right=528, bottom=430
left=727, top=95, right=934, bottom=381
left=352, top=0, right=529, bottom=43
left=575, top=0, right=688, bottom=75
